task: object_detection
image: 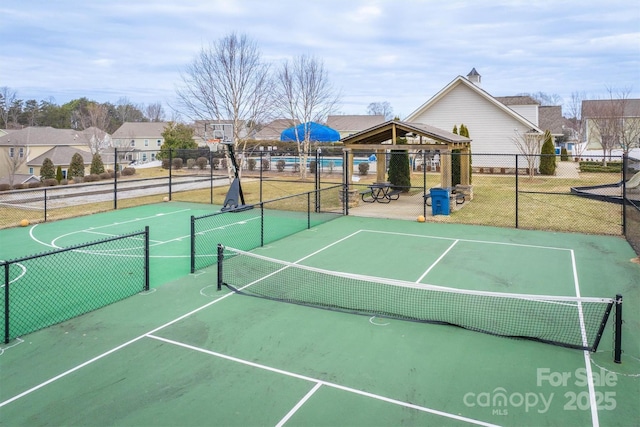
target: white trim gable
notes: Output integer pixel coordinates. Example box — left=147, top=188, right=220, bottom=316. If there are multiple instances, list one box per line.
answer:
left=403, top=76, right=543, bottom=167
left=405, top=76, right=541, bottom=132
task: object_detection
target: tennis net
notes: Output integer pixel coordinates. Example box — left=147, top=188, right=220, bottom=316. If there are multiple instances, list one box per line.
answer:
left=217, top=245, right=622, bottom=354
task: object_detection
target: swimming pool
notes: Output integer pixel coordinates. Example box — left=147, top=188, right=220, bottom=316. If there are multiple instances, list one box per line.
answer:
left=269, top=156, right=369, bottom=167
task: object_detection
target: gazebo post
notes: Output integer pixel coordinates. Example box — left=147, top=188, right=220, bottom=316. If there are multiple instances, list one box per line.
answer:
left=440, top=149, right=452, bottom=189
left=376, top=148, right=386, bottom=183
left=460, top=145, right=470, bottom=185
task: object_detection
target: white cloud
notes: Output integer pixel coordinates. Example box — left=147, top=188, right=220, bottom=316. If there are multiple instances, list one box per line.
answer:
left=0, top=0, right=638, bottom=115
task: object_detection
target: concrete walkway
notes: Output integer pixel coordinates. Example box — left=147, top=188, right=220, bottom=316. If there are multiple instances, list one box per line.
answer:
left=555, top=161, right=580, bottom=178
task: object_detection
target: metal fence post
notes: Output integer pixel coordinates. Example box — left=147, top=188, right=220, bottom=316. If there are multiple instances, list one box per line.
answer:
left=4, top=262, right=9, bottom=344
left=190, top=216, right=196, bottom=274
left=169, top=149, right=173, bottom=201
left=144, top=226, right=150, bottom=291
left=114, top=148, right=118, bottom=210
left=515, top=154, right=519, bottom=229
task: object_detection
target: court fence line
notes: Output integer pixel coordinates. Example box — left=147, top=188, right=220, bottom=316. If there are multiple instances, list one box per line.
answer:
left=190, top=185, right=345, bottom=273
left=2, top=227, right=150, bottom=343
left=2, top=149, right=638, bottom=253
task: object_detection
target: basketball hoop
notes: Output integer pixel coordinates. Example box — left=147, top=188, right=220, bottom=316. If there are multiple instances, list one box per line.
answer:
left=205, top=138, right=221, bottom=150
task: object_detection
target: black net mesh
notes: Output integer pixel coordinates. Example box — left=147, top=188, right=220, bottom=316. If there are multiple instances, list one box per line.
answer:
left=2, top=230, right=148, bottom=343
left=220, top=246, right=616, bottom=351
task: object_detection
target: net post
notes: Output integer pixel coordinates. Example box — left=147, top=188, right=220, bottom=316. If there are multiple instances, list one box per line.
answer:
left=217, top=244, right=224, bottom=291
left=143, top=226, right=150, bottom=292
left=614, top=294, right=623, bottom=364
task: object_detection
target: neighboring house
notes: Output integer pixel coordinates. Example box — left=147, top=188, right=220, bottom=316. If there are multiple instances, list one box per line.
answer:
left=582, top=99, right=640, bottom=152
left=538, top=105, right=569, bottom=153
left=111, top=122, right=169, bottom=164
left=405, top=69, right=557, bottom=169
left=27, top=146, right=93, bottom=179
left=326, top=115, right=386, bottom=139
left=0, top=173, right=39, bottom=186
left=0, top=127, right=101, bottom=180
left=253, top=119, right=297, bottom=141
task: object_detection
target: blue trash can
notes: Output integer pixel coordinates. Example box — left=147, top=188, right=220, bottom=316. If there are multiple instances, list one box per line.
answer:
left=430, top=187, right=450, bottom=215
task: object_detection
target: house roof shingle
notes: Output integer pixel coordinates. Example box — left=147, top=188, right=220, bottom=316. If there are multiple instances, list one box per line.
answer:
left=495, top=96, right=540, bottom=106
left=28, top=146, right=93, bottom=167
left=0, top=127, right=84, bottom=146
left=253, top=119, right=297, bottom=140
left=326, top=115, right=386, bottom=133
left=582, top=99, right=640, bottom=118
left=538, top=106, right=565, bottom=135
left=111, top=122, right=169, bottom=139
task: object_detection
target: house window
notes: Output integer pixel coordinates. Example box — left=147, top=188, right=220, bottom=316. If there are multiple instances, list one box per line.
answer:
left=130, top=140, right=135, bottom=147
left=151, top=153, right=156, bottom=161
left=19, top=148, right=24, bottom=158
left=9, top=147, right=14, bottom=158
left=157, top=139, right=162, bottom=146
left=144, top=139, right=149, bottom=146
left=142, top=154, right=147, bottom=161
left=29, top=167, right=34, bottom=174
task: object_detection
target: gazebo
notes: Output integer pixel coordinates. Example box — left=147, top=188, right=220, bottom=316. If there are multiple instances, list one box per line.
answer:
left=341, top=120, right=472, bottom=195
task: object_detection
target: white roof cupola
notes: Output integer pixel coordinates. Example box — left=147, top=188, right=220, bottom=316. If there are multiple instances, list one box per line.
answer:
left=467, top=68, right=481, bottom=86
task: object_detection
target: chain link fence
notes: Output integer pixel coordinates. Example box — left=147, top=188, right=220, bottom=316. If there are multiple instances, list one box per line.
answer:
left=190, top=185, right=344, bottom=272
left=343, top=150, right=629, bottom=237
left=2, top=228, right=149, bottom=343
left=2, top=148, right=637, bottom=253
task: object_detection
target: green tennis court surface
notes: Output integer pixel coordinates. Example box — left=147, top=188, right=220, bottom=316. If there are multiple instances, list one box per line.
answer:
left=1, top=204, right=638, bottom=426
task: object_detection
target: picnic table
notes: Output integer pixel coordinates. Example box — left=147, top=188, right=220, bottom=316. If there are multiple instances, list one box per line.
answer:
left=360, top=182, right=401, bottom=203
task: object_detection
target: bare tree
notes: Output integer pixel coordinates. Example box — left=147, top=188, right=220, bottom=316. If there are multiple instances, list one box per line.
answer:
left=0, top=87, right=17, bottom=129
left=614, top=89, right=640, bottom=156
left=8, top=99, right=22, bottom=129
left=145, top=102, right=165, bottom=122
left=367, top=101, right=394, bottom=120
left=77, top=103, right=110, bottom=154
left=517, top=92, right=563, bottom=106
left=565, top=91, right=588, bottom=160
left=115, top=97, right=144, bottom=123
left=275, top=55, right=340, bottom=178
left=581, top=87, right=635, bottom=164
left=176, top=32, right=274, bottom=174
left=2, top=142, right=29, bottom=186
left=512, top=129, right=543, bottom=179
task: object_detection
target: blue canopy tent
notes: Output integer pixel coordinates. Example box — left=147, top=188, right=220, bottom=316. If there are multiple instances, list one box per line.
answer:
left=280, top=122, right=340, bottom=143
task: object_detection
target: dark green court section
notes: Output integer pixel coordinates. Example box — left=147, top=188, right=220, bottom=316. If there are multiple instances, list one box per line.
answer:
left=1, top=214, right=639, bottom=426
left=0, top=202, right=219, bottom=288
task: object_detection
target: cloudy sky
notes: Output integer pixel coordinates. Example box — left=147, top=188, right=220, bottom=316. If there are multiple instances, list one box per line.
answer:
left=1, top=0, right=639, bottom=119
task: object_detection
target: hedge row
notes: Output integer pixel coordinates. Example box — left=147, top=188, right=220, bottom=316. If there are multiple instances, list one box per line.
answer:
left=0, top=168, right=134, bottom=191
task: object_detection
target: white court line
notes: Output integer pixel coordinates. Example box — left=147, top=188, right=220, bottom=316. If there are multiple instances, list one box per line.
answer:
left=360, top=229, right=573, bottom=252
left=0, top=230, right=363, bottom=408
left=571, top=249, right=600, bottom=427
left=276, top=382, right=322, bottom=427
left=0, top=261, right=26, bottom=288
left=28, top=209, right=193, bottom=249
left=148, top=335, right=500, bottom=427
left=415, top=239, right=459, bottom=283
